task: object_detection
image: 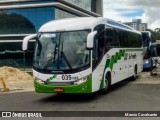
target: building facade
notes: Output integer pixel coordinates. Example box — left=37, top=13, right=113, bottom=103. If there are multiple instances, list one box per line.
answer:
left=124, top=19, right=148, bottom=31
left=0, top=0, right=103, bottom=68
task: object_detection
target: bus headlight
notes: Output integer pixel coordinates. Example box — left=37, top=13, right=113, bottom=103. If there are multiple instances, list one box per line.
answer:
left=144, top=60, right=149, bottom=64
left=74, top=76, right=89, bottom=85
left=35, top=78, right=45, bottom=84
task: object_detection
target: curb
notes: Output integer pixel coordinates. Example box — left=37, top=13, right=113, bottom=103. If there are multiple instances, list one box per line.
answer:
left=0, top=80, right=34, bottom=93
left=131, top=72, right=160, bottom=84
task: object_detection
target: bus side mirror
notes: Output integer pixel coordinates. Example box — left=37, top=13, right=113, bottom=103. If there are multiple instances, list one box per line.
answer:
left=22, top=34, right=37, bottom=51
left=87, top=31, right=97, bottom=49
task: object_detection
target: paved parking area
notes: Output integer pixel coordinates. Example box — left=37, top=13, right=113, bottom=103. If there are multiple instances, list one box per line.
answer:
left=0, top=70, right=160, bottom=119
left=1, top=69, right=160, bottom=93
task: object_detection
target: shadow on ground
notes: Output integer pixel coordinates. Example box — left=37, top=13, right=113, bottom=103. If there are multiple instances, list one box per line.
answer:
left=38, top=78, right=132, bottom=103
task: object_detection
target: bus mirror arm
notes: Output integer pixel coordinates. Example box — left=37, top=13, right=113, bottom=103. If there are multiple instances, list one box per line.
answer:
left=87, top=31, right=97, bottom=49
left=22, top=34, right=37, bottom=51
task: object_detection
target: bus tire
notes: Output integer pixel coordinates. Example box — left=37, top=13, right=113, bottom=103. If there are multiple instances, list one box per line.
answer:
left=131, top=65, right=137, bottom=81
left=99, top=73, right=111, bottom=94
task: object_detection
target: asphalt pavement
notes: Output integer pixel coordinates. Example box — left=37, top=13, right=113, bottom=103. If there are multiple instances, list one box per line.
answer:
left=0, top=82, right=160, bottom=111
left=0, top=70, right=160, bottom=119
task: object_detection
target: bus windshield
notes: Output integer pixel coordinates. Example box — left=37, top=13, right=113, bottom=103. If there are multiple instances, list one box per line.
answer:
left=33, top=30, right=90, bottom=71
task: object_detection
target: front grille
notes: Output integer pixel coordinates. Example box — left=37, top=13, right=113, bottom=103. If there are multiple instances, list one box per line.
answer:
left=47, top=81, right=74, bottom=86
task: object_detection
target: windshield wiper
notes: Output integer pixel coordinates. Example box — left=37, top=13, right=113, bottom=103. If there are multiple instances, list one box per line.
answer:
left=43, top=52, right=56, bottom=69
left=60, top=40, right=72, bottom=69
left=42, top=34, right=72, bottom=70
left=43, top=41, right=58, bottom=69
left=61, top=51, right=72, bottom=69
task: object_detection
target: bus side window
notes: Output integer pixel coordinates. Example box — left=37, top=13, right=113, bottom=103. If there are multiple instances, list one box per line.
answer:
left=113, top=29, right=121, bottom=47
left=150, top=45, right=157, bottom=57
left=142, top=33, right=149, bottom=47
left=105, top=27, right=114, bottom=47
left=93, top=39, right=98, bottom=60
left=120, top=30, right=128, bottom=47
left=92, top=24, right=105, bottom=69
left=105, top=27, right=120, bottom=49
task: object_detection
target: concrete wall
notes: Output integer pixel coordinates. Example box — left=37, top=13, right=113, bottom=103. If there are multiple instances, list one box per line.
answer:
left=91, top=0, right=103, bottom=16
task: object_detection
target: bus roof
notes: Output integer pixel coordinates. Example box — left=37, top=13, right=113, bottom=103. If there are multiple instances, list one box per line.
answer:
left=39, top=17, right=139, bottom=34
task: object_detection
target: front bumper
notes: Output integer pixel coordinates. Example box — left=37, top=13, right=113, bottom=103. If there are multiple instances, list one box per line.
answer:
left=34, top=76, right=92, bottom=93
left=143, top=63, right=151, bottom=69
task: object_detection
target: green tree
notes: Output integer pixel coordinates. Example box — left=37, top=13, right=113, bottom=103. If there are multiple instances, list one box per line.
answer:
left=154, top=28, right=160, bottom=40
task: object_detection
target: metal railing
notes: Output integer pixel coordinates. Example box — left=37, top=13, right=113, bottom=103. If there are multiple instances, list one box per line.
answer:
left=150, top=56, right=160, bottom=76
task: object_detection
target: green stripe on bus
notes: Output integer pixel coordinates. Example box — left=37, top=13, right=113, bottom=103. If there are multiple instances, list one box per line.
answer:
left=99, top=49, right=126, bottom=90
left=100, top=59, right=110, bottom=90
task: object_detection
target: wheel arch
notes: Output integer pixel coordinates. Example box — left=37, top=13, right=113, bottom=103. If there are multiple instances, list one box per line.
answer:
left=134, top=63, right=138, bottom=74
left=104, top=68, right=112, bottom=85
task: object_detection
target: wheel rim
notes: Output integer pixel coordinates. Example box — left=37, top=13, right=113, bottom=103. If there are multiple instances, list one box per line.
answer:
left=104, top=75, right=109, bottom=90
left=134, top=69, right=137, bottom=78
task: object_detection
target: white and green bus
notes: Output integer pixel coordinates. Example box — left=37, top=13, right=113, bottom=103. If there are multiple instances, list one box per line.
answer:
left=23, top=17, right=143, bottom=93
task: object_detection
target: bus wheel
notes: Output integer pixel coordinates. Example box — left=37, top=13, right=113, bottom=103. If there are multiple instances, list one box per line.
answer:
left=131, top=66, right=137, bottom=81
left=99, top=73, right=111, bottom=94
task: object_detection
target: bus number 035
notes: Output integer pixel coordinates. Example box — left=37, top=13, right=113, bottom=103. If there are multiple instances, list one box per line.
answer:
left=62, top=75, right=71, bottom=80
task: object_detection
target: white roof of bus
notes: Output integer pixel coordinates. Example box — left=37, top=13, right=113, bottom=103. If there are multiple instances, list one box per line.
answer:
left=39, top=17, right=139, bottom=34
left=39, top=17, right=99, bottom=32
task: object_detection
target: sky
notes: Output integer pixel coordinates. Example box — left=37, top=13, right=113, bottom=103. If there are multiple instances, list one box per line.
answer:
left=103, top=0, right=160, bottom=30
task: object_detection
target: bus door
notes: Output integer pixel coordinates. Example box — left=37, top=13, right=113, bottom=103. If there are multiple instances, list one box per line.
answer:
left=105, top=27, right=123, bottom=83
left=92, top=24, right=106, bottom=91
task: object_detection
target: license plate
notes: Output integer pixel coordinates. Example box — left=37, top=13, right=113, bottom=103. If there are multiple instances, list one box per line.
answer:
left=54, top=88, right=64, bottom=92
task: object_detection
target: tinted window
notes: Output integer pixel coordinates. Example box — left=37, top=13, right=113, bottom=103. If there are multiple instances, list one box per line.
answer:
left=105, top=27, right=120, bottom=47
left=93, top=24, right=105, bottom=60
left=138, top=34, right=143, bottom=47
left=120, top=30, right=128, bottom=47
left=142, top=32, right=151, bottom=47
left=120, top=30, right=142, bottom=47
left=93, top=24, right=105, bottom=69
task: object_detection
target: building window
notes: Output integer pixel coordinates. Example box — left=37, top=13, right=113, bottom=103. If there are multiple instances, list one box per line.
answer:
left=0, top=7, right=55, bottom=34
left=55, top=9, right=75, bottom=20
left=65, top=0, right=91, bottom=11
